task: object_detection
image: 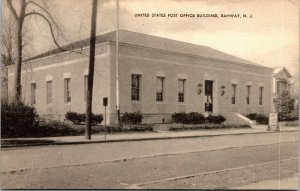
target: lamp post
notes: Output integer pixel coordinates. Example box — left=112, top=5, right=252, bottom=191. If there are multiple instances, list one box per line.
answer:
left=197, top=83, right=203, bottom=95
left=221, top=85, right=226, bottom=96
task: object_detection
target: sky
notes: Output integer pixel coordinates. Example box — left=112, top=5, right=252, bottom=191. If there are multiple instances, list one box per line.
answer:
left=5, top=0, right=299, bottom=86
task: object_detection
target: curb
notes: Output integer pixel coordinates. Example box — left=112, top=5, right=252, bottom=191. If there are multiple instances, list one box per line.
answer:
left=1, top=129, right=297, bottom=149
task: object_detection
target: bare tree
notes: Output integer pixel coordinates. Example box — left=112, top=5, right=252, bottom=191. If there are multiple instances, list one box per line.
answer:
left=5, top=0, right=66, bottom=103
left=1, top=10, right=16, bottom=102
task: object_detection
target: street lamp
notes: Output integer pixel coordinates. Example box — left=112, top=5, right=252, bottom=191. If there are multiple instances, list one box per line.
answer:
left=221, top=85, right=226, bottom=96
left=197, top=83, right=203, bottom=95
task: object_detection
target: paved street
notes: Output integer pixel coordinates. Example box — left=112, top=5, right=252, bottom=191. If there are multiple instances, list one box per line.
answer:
left=0, top=131, right=298, bottom=189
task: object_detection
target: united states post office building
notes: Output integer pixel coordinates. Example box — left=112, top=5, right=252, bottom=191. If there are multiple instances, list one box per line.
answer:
left=7, top=30, right=273, bottom=125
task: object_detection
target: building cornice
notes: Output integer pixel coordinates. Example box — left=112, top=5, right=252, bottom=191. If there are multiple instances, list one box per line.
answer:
left=109, top=41, right=273, bottom=71
left=7, top=42, right=111, bottom=69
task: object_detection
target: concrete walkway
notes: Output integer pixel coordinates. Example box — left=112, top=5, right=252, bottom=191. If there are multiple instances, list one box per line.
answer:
left=1, top=125, right=297, bottom=148
left=232, top=175, right=298, bottom=190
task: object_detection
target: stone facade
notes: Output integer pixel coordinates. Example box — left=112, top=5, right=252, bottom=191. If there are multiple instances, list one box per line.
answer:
left=7, top=30, right=273, bottom=124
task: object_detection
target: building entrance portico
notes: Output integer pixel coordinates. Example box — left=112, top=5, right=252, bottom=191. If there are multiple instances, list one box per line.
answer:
left=205, top=80, right=213, bottom=113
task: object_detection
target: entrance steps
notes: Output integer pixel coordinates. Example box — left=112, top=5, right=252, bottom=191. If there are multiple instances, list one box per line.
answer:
left=220, top=112, right=253, bottom=126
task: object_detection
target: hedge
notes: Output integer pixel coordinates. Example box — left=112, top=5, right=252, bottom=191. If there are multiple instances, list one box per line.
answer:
left=65, top=111, right=103, bottom=125
left=205, top=115, right=226, bottom=124
left=172, top=112, right=226, bottom=124
left=1, top=103, right=152, bottom=138
left=169, top=124, right=250, bottom=131
left=246, top=113, right=268, bottom=124
left=121, top=112, right=143, bottom=125
left=95, top=124, right=153, bottom=133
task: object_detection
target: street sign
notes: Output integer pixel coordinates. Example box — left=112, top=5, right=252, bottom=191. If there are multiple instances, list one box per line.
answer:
left=103, top=97, right=108, bottom=106
left=103, top=97, right=108, bottom=140
left=269, top=113, right=278, bottom=126
left=267, top=112, right=278, bottom=131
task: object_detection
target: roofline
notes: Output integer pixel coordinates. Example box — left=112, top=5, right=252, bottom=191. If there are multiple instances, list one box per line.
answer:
left=11, top=40, right=272, bottom=71
left=273, top=67, right=293, bottom=77
left=7, top=42, right=111, bottom=69
left=25, top=29, right=118, bottom=62
left=112, top=41, right=273, bottom=71
left=22, top=29, right=271, bottom=70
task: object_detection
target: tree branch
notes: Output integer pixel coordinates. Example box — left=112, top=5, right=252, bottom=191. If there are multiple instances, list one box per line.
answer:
left=5, top=0, right=19, bottom=20
left=25, top=1, right=60, bottom=29
left=24, top=11, right=66, bottom=51
left=24, top=6, right=89, bottom=57
left=25, top=0, right=66, bottom=41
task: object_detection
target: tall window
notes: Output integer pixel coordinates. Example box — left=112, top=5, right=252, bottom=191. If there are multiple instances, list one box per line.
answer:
left=84, top=75, right=88, bottom=102
left=46, top=81, right=52, bottom=104
left=31, top=83, right=36, bottom=105
left=246, top=85, right=251, bottom=105
left=276, top=81, right=287, bottom=94
left=156, top=77, right=164, bottom=102
left=131, top=74, right=141, bottom=101
left=64, top=78, right=71, bottom=103
left=259, top=87, right=264, bottom=105
left=178, top=79, right=185, bottom=102
left=232, top=84, right=237, bottom=104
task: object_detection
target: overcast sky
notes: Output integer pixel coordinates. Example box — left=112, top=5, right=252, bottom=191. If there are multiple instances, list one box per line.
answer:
left=15, top=0, right=299, bottom=81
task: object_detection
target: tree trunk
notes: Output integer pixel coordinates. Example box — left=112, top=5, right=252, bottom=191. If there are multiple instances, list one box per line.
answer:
left=12, top=0, right=26, bottom=103
left=13, top=20, right=23, bottom=103
left=85, top=0, right=98, bottom=140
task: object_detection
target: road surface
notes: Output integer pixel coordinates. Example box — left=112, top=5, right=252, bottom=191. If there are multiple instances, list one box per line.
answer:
left=0, top=131, right=298, bottom=189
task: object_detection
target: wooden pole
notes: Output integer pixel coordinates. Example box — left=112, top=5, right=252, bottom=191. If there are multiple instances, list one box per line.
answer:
left=85, top=0, right=98, bottom=140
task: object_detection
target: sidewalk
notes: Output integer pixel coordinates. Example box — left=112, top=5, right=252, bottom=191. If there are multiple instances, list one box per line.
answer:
left=1, top=125, right=298, bottom=148
left=232, top=175, right=298, bottom=190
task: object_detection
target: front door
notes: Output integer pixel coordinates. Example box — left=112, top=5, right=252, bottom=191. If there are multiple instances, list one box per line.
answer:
left=205, top=80, right=213, bottom=113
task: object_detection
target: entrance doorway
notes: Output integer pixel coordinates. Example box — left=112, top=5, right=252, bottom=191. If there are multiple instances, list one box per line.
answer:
left=205, top=80, right=213, bottom=112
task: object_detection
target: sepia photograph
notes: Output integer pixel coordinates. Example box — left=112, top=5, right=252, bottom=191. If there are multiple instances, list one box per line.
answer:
left=0, top=0, right=299, bottom=189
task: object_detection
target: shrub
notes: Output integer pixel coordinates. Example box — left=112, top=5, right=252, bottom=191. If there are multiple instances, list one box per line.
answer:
left=1, top=102, right=39, bottom=137
left=121, top=112, right=143, bottom=125
left=65, top=112, right=84, bottom=124
left=65, top=111, right=103, bottom=125
left=274, top=91, right=294, bottom=121
left=91, top=114, right=104, bottom=125
left=172, top=112, right=225, bottom=124
left=205, top=115, right=226, bottom=124
left=246, top=113, right=257, bottom=120
left=255, top=114, right=268, bottom=124
left=127, top=124, right=153, bottom=132
left=172, top=112, right=205, bottom=124
left=101, top=124, right=153, bottom=133
left=286, top=110, right=299, bottom=121
left=81, top=124, right=153, bottom=134
left=35, top=118, right=79, bottom=137
left=1, top=102, right=81, bottom=138
left=172, top=112, right=187, bottom=123
left=246, top=113, right=268, bottom=124
left=169, top=123, right=250, bottom=131
left=186, top=112, right=205, bottom=124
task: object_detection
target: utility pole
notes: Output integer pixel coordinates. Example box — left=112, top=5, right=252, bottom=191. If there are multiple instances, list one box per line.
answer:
left=115, top=0, right=121, bottom=126
left=85, top=0, right=98, bottom=140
